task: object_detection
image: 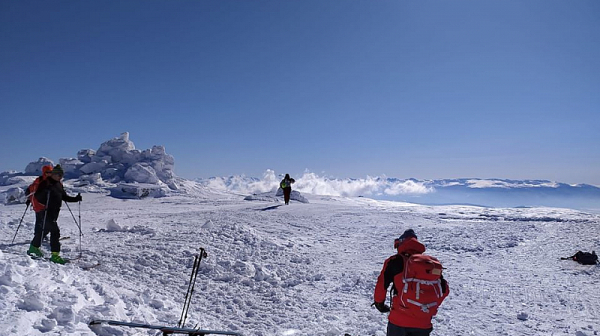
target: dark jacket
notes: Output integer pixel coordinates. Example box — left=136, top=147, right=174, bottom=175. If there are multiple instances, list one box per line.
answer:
left=34, top=178, right=79, bottom=219
left=280, top=178, right=295, bottom=189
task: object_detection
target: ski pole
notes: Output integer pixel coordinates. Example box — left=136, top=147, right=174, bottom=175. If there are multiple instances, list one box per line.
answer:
left=64, top=201, right=82, bottom=235
left=178, top=248, right=208, bottom=329
left=64, top=201, right=83, bottom=258
left=79, top=200, right=82, bottom=257
left=10, top=203, right=30, bottom=244
left=178, top=254, right=200, bottom=328
left=40, top=191, right=50, bottom=245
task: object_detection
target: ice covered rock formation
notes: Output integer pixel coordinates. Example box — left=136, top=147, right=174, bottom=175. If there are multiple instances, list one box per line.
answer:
left=66, top=132, right=178, bottom=190
left=24, top=157, right=54, bottom=176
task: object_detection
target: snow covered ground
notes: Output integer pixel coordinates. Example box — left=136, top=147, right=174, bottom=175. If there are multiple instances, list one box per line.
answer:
left=0, top=187, right=599, bottom=336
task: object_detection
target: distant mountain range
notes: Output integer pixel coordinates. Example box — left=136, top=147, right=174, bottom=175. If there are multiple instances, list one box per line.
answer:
left=385, top=178, right=600, bottom=210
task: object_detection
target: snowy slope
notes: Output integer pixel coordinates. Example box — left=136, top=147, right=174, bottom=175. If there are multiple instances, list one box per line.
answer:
left=1, top=189, right=599, bottom=336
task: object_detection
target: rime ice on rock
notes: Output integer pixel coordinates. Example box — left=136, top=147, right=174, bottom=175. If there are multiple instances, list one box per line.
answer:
left=124, top=163, right=160, bottom=184
left=77, top=149, right=96, bottom=163
left=16, top=132, right=179, bottom=195
left=24, top=157, right=54, bottom=176
left=91, top=132, right=177, bottom=189
left=59, top=158, right=85, bottom=177
left=57, top=132, right=179, bottom=190
left=1, top=133, right=179, bottom=200
left=3, top=187, right=25, bottom=205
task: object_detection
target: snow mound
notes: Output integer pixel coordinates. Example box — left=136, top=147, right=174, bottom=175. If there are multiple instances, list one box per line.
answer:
left=245, top=189, right=309, bottom=203
left=100, top=218, right=155, bottom=236
left=106, top=219, right=123, bottom=232
left=0, top=171, right=23, bottom=186
left=244, top=193, right=279, bottom=202
left=276, top=188, right=309, bottom=203
left=202, top=219, right=215, bottom=229
left=2, top=187, right=26, bottom=205
left=109, top=183, right=167, bottom=199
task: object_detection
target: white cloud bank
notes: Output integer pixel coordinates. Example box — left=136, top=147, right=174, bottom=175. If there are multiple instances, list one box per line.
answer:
left=202, top=170, right=434, bottom=197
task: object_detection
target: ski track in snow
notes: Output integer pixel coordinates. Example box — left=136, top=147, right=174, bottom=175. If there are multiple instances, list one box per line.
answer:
left=0, top=192, right=599, bottom=336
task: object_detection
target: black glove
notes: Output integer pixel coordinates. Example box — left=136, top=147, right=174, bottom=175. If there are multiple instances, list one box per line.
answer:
left=75, top=193, right=82, bottom=202
left=373, top=301, right=390, bottom=313
left=26, top=199, right=31, bottom=206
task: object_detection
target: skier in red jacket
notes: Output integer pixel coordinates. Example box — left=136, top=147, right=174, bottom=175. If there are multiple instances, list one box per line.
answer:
left=25, top=164, right=53, bottom=207
left=27, top=165, right=81, bottom=264
left=373, top=229, right=449, bottom=336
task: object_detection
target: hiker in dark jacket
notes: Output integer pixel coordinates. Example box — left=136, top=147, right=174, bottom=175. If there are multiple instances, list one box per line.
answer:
left=27, top=164, right=82, bottom=264
left=280, top=174, right=295, bottom=205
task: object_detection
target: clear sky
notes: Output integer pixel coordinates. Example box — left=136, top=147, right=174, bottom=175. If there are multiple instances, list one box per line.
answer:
left=1, top=0, right=599, bottom=185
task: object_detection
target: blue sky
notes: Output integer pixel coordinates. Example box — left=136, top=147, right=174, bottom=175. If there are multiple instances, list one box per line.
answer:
left=1, top=0, right=599, bottom=184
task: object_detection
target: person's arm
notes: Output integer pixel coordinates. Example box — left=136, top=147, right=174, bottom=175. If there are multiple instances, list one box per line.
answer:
left=62, top=189, right=81, bottom=203
left=374, top=255, right=403, bottom=309
left=59, top=183, right=81, bottom=202
left=374, top=258, right=391, bottom=304
left=435, top=276, right=450, bottom=311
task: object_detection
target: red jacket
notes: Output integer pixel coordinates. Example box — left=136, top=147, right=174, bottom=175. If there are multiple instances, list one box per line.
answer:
left=26, top=165, right=53, bottom=212
left=374, top=238, right=449, bottom=329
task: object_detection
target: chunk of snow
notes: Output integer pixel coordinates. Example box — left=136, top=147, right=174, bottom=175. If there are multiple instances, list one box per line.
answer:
left=34, top=319, right=57, bottom=332
left=3, top=187, right=25, bottom=205
left=80, top=161, right=108, bottom=175
left=109, top=183, right=167, bottom=199
left=124, top=163, right=160, bottom=184
left=517, top=312, right=528, bottom=321
left=202, top=220, right=214, bottom=229
left=275, top=188, right=309, bottom=203
left=106, top=219, right=123, bottom=232
left=77, top=149, right=96, bottom=163
left=17, top=294, right=44, bottom=311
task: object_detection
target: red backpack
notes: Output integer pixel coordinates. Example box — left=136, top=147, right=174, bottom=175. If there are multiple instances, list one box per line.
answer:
left=393, top=254, right=444, bottom=318
left=26, top=165, right=53, bottom=212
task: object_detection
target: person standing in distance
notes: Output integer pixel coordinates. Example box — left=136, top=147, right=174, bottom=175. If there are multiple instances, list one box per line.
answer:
left=280, top=174, right=295, bottom=205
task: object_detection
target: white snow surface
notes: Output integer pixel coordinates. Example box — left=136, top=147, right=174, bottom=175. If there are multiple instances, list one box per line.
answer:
left=0, top=188, right=599, bottom=336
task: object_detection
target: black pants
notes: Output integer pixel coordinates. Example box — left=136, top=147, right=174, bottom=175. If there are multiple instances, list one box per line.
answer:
left=387, top=322, right=433, bottom=336
left=31, top=211, right=61, bottom=252
left=283, top=187, right=292, bottom=204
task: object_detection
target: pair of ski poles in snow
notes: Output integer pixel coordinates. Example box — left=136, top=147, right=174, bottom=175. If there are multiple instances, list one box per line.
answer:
left=10, top=198, right=83, bottom=258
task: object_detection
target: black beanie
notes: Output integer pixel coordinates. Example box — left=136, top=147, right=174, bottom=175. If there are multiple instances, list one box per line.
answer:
left=399, top=229, right=417, bottom=240
left=52, top=164, right=64, bottom=176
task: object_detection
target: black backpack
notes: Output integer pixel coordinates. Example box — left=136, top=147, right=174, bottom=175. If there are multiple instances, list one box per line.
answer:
left=569, top=251, right=598, bottom=265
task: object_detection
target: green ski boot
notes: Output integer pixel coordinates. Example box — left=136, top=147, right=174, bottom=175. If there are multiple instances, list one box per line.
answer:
left=27, top=244, right=44, bottom=258
left=50, top=252, right=68, bottom=265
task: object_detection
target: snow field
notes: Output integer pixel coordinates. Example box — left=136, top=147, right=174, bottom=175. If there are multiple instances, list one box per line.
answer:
left=0, top=192, right=599, bottom=336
